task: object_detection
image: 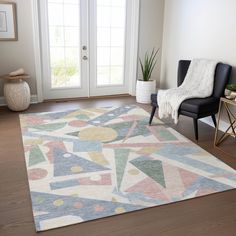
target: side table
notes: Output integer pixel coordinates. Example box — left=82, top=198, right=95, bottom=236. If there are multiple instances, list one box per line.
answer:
left=214, top=97, right=236, bottom=156
left=0, top=74, right=31, bottom=111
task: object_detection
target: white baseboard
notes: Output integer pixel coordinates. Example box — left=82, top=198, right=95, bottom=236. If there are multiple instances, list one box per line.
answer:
left=200, top=117, right=229, bottom=132
left=0, top=95, right=38, bottom=106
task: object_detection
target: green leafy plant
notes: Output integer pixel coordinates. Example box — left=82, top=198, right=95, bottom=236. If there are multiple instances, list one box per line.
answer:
left=139, top=48, right=159, bottom=81
left=226, top=84, right=236, bottom=91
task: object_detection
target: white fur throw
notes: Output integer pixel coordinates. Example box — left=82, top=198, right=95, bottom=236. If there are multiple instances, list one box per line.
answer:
left=157, top=59, right=218, bottom=124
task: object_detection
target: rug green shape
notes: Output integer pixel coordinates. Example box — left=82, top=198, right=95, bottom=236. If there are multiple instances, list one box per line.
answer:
left=159, top=129, right=177, bottom=141
left=131, top=158, right=166, bottom=188
left=106, top=120, right=150, bottom=142
left=115, top=149, right=129, bottom=190
left=30, top=122, right=67, bottom=132
left=66, top=131, right=79, bottom=138
left=76, top=114, right=90, bottom=120
left=29, top=146, right=46, bottom=167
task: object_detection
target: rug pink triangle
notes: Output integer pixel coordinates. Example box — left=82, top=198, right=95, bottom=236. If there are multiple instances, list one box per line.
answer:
left=24, top=146, right=32, bottom=153
left=125, top=177, right=171, bottom=202
left=25, top=116, right=45, bottom=125
left=178, top=167, right=200, bottom=188
left=162, top=162, right=185, bottom=198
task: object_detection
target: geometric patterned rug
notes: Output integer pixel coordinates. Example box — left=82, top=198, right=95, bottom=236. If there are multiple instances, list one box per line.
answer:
left=19, top=105, right=236, bottom=232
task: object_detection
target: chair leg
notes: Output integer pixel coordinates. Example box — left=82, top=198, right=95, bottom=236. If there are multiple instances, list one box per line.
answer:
left=193, top=118, right=199, bottom=140
left=211, top=114, right=217, bottom=127
left=149, top=106, right=157, bottom=125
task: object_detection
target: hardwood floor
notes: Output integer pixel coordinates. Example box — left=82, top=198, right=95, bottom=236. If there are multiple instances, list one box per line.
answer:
left=0, top=96, right=236, bottom=236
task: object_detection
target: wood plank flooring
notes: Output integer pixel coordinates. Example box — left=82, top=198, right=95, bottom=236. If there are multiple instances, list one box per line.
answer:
left=0, top=97, right=236, bottom=236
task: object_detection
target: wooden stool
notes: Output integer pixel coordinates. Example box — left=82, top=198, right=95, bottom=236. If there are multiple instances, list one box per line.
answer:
left=0, top=74, right=31, bottom=111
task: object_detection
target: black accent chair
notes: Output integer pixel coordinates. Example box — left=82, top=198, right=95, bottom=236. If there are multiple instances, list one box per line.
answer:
left=149, top=60, right=232, bottom=140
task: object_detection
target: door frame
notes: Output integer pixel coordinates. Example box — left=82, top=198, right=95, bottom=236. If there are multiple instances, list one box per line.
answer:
left=31, top=0, right=140, bottom=101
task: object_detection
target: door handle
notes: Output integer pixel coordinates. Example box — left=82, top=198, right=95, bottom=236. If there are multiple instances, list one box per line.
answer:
left=82, top=56, right=88, bottom=60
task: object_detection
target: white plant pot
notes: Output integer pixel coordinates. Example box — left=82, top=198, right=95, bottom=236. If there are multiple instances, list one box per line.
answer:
left=136, top=80, right=156, bottom=104
left=224, top=89, right=231, bottom=96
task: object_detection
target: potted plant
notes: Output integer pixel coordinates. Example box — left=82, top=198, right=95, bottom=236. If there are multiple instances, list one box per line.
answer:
left=226, top=84, right=236, bottom=92
left=136, top=48, right=159, bottom=104
left=225, top=84, right=236, bottom=99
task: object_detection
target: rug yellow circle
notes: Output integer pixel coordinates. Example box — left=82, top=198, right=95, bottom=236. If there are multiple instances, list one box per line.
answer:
left=115, top=207, right=126, bottom=214
left=79, top=127, right=118, bottom=142
left=53, top=199, right=64, bottom=207
left=71, top=166, right=83, bottom=173
left=112, top=197, right=117, bottom=203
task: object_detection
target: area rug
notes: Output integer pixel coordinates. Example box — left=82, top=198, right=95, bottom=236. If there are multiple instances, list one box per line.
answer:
left=19, top=105, right=236, bottom=231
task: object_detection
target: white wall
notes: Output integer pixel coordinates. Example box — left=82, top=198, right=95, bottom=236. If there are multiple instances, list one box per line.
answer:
left=0, top=0, right=37, bottom=96
left=161, top=0, right=236, bottom=89
left=161, top=0, right=236, bottom=128
left=0, top=0, right=165, bottom=98
left=138, top=0, right=164, bottom=87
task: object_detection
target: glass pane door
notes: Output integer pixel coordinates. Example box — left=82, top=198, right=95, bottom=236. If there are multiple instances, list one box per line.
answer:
left=48, top=0, right=81, bottom=88
left=40, top=0, right=89, bottom=100
left=96, top=0, right=126, bottom=86
left=89, top=0, right=129, bottom=96
left=40, top=0, right=132, bottom=99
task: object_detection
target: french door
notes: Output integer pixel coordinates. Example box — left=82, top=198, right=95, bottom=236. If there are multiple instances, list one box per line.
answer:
left=40, top=0, right=136, bottom=100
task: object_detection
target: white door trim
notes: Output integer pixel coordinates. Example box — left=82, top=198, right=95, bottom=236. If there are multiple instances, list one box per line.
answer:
left=31, top=0, right=140, bottom=101
left=128, top=0, right=140, bottom=96
left=31, top=0, right=43, bottom=102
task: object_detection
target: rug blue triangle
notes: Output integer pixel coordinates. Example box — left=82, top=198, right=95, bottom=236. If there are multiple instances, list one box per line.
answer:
left=31, top=191, right=144, bottom=231
left=53, top=148, right=110, bottom=177
left=183, top=176, right=234, bottom=197
left=105, top=120, right=150, bottom=142
left=43, top=110, right=75, bottom=119
left=130, top=156, right=166, bottom=188
left=106, top=121, right=134, bottom=139
left=88, top=106, right=135, bottom=126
